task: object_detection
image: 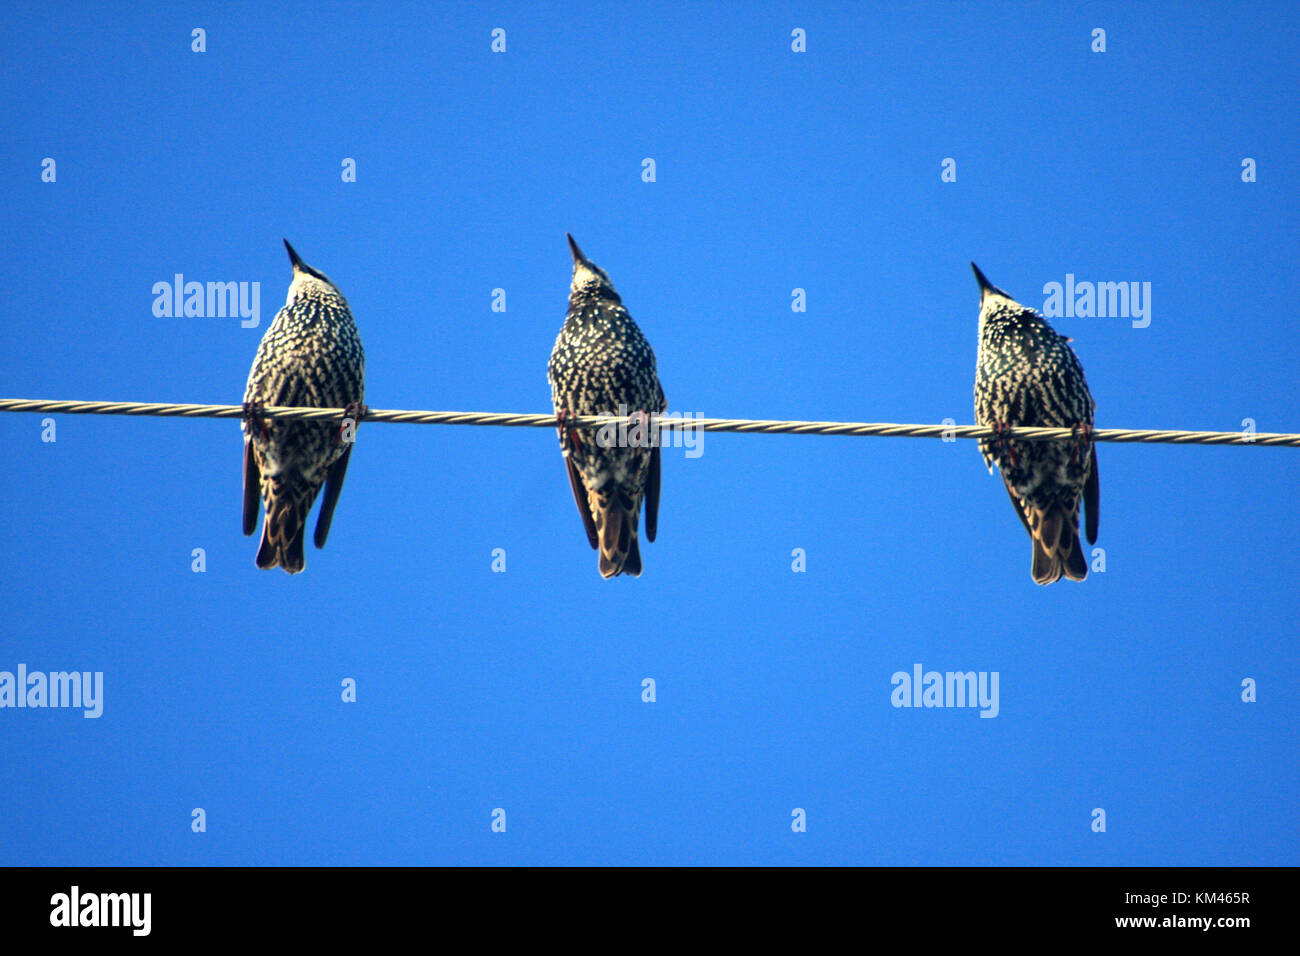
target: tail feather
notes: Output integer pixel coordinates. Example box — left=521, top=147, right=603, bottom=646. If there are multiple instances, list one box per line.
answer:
left=256, top=474, right=318, bottom=574
left=1063, top=528, right=1088, bottom=581
left=590, top=488, right=642, bottom=578
left=621, top=533, right=642, bottom=577
left=1031, top=536, right=1063, bottom=585
left=1027, top=502, right=1087, bottom=585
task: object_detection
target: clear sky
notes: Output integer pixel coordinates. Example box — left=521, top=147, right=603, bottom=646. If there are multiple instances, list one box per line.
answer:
left=1, top=1, right=1296, bottom=865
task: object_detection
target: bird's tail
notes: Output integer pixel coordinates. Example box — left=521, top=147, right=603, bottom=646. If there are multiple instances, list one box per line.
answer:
left=590, top=487, right=642, bottom=578
left=256, top=472, right=318, bottom=574
left=1029, top=504, right=1088, bottom=585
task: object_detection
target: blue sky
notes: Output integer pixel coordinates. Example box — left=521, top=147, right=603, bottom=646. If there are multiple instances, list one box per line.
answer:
left=1, top=1, right=1296, bottom=865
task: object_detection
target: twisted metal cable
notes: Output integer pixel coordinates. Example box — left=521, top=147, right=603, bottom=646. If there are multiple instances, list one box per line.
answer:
left=1, top=397, right=1295, bottom=447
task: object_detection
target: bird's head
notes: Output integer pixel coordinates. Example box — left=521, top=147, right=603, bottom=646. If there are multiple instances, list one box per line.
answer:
left=567, top=234, right=621, bottom=302
left=971, top=261, right=1016, bottom=305
left=283, top=239, right=339, bottom=300
left=971, top=261, right=1033, bottom=326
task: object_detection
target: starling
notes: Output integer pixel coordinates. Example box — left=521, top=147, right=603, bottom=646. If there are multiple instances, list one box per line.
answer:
left=972, top=262, right=1099, bottom=584
left=548, top=234, right=666, bottom=578
left=242, top=240, right=365, bottom=573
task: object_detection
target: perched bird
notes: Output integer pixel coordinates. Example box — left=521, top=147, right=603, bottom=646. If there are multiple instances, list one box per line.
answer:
left=548, top=234, right=666, bottom=578
left=972, top=262, right=1099, bottom=584
left=242, top=240, right=365, bottom=573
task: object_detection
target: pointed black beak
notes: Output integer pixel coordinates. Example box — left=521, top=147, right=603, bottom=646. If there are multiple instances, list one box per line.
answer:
left=566, top=233, right=585, bottom=265
left=284, top=239, right=307, bottom=271
left=971, top=261, right=995, bottom=294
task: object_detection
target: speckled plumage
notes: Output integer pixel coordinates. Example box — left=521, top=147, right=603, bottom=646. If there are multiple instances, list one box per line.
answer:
left=972, top=262, right=1099, bottom=584
left=242, top=240, right=365, bottom=573
left=548, top=234, right=666, bottom=578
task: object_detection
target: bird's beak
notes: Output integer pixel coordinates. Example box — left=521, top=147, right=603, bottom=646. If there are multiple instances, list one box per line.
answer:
left=566, top=233, right=585, bottom=265
left=972, top=261, right=1008, bottom=299
left=284, top=239, right=305, bottom=271
left=971, top=262, right=996, bottom=296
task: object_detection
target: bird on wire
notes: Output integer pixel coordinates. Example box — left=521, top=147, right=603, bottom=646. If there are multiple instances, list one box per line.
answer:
left=242, top=240, right=366, bottom=573
left=548, top=234, right=666, bottom=578
left=972, top=262, right=1099, bottom=584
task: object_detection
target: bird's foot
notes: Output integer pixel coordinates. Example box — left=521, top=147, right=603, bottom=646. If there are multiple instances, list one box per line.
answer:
left=337, top=402, right=367, bottom=445
left=993, top=421, right=1018, bottom=468
left=242, top=401, right=270, bottom=440
left=1070, top=422, right=1092, bottom=463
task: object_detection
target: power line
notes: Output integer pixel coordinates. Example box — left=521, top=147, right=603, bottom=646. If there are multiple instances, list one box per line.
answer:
left=2, top=397, right=1294, bottom=447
